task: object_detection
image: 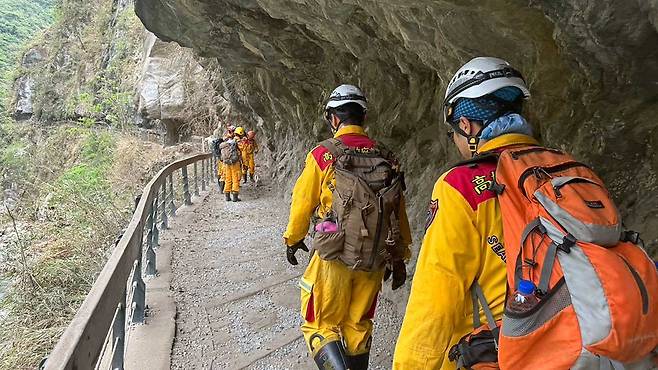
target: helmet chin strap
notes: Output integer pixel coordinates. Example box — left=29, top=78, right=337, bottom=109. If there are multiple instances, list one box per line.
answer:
left=326, top=120, right=338, bottom=134
left=467, top=136, right=480, bottom=157
left=325, top=111, right=347, bottom=135
left=451, top=123, right=483, bottom=158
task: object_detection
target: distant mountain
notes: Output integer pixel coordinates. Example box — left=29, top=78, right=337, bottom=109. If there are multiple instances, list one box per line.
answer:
left=0, top=0, right=54, bottom=98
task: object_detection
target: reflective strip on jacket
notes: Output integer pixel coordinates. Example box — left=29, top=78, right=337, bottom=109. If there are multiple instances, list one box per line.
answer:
left=283, top=125, right=412, bottom=250
left=393, top=133, right=539, bottom=370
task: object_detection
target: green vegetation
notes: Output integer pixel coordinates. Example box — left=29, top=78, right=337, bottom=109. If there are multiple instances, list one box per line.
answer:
left=27, top=0, right=144, bottom=125
left=0, top=123, right=118, bottom=368
left=0, top=0, right=55, bottom=99
left=0, top=0, right=153, bottom=368
left=0, top=121, right=163, bottom=369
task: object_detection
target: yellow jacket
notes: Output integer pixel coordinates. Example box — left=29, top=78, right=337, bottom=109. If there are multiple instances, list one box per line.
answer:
left=239, top=138, right=258, bottom=155
left=393, top=134, right=539, bottom=370
left=284, top=125, right=412, bottom=251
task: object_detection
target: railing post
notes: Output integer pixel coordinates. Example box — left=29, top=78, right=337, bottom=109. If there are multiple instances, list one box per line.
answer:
left=208, top=157, right=219, bottom=186
left=167, top=173, right=176, bottom=216
left=145, top=198, right=157, bottom=277
left=194, top=162, right=200, bottom=196
left=201, top=160, right=207, bottom=192
left=128, top=260, right=145, bottom=325
left=110, top=303, right=125, bottom=370
left=152, top=192, right=160, bottom=248
left=181, top=166, right=192, bottom=206
left=159, top=181, right=168, bottom=229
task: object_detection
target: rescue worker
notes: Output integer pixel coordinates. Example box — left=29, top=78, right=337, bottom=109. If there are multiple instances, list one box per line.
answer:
left=220, top=130, right=243, bottom=202
left=240, top=130, right=258, bottom=183
left=284, top=84, right=413, bottom=370
left=234, top=126, right=245, bottom=138
left=234, top=126, right=247, bottom=182
left=217, top=125, right=236, bottom=191
left=212, top=135, right=224, bottom=191
left=393, top=57, right=537, bottom=369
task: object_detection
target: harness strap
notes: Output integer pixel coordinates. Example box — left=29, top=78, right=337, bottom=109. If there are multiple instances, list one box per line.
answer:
left=471, top=288, right=482, bottom=329
left=537, top=241, right=558, bottom=296
left=471, top=282, right=498, bottom=333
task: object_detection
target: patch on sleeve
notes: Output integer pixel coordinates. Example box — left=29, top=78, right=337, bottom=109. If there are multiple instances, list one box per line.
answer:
left=444, top=164, right=497, bottom=210
left=311, top=145, right=335, bottom=171
left=424, top=199, right=439, bottom=231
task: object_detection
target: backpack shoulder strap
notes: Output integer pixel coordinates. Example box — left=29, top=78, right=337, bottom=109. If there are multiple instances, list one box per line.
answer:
left=452, top=150, right=500, bottom=169
left=471, top=281, right=500, bottom=348
left=319, top=138, right=348, bottom=160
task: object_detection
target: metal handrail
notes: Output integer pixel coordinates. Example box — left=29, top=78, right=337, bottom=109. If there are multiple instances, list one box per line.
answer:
left=44, top=153, right=217, bottom=370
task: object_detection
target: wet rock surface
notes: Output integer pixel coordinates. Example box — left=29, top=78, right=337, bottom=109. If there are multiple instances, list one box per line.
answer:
left=134, top=1, right=658, bottom=255
left=168, top=184, right=404, bottom=368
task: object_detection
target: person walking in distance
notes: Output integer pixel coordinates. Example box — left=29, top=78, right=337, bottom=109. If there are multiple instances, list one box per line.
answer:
left=219, top=130, right=243, bottom=202
left=217, top=125, right=235, bottom=193
left=240, top=130, right=259, bottom=184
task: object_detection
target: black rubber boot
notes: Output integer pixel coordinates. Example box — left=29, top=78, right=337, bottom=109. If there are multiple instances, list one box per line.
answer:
left=218, top=180, right=225, bottom=191
left=249, top=173, right=255, bottom=183
left=225, top=192, right=231, bottom=202
left=313, top=341, right=349, bottom=370
left=243, top=173, right=248, bottom=183
left=347, top=352, right=370, bottom=370
left=232, top=192, right=241, bottom=202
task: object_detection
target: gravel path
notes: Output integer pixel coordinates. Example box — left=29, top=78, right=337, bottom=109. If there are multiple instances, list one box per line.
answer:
left=168, top=181, right=404, bottom=369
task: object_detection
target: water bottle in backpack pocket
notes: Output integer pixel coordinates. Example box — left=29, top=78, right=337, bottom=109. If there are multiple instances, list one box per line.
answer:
left=506, top=279, right=539, bottom=315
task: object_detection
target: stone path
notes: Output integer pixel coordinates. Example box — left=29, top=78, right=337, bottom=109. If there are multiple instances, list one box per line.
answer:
left=167, top=181, right=404, bottom=369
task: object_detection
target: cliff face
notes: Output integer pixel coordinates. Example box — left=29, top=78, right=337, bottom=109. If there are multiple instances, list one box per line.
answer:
left=134, top=0, right=658, bottom=254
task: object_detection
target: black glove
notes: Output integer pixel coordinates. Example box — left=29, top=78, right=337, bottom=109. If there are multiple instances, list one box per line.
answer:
left=286, top=241, right=309, bottom=265
left=384, top=260, right=406, bottom=290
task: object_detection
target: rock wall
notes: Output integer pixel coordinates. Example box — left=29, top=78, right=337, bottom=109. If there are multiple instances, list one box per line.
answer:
left=136, top=33, right=199, bottom=143
left=134, top=0, right=658, bottom=255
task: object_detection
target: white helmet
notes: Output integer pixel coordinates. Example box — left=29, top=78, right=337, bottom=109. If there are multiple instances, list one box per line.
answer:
left=443, top=57, right=530, bottom=123
left=325, top=84, right=368, bottom=111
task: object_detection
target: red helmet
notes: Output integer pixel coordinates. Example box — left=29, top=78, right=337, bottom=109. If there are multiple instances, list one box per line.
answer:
left=247, top=130, right=256, bottom=139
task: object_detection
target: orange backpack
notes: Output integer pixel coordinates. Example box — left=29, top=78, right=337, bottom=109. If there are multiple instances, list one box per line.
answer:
left=475, top=145, right=658, bottom=369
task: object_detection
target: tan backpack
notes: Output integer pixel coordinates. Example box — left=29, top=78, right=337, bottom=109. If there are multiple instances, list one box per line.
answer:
left=311, top=138, right=406, bottom=271
left=219, top=139, right=240, bottom=164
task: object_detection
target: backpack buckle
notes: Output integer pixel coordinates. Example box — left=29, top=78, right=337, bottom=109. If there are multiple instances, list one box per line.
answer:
left=621, top=230, right=642, bottom=245
left=488, top=181, right=505, bottom=195
left=523, top=258, right=538, bottom=268
left=558, top=234, right=576, bottom=254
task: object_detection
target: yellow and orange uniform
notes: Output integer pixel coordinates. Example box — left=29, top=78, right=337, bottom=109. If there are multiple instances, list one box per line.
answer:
left=393, top=134, right=539, bottom=369
left=284, top=125, right=412, bottom=357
